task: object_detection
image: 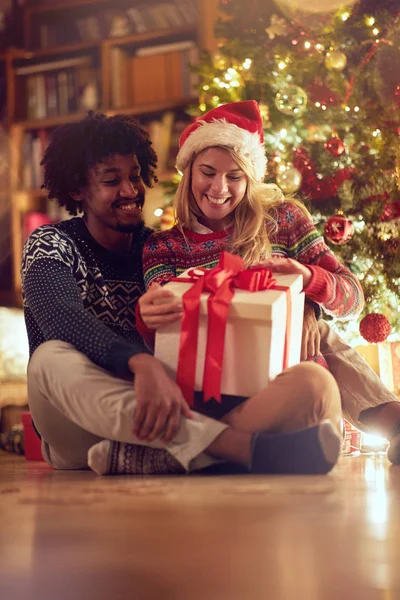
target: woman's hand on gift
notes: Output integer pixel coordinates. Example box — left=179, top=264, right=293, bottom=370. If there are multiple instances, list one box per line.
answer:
left=139, top=283, right=184, bottom=330
left=255, top=257, right=312, bottom=289
left=301, top=303, right=321, bottom=360
left=129, top=353, right=193, bottom=443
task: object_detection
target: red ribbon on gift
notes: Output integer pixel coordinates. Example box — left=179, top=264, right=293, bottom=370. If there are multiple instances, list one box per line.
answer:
left=174, top=252, right=292, bottom=407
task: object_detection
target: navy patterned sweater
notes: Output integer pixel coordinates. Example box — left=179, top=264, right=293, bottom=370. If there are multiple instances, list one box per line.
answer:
left=21, top=217, right=152, bottom=376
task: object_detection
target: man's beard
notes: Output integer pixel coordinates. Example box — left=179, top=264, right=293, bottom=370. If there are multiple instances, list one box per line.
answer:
left=115, top=217, right=145, bottom=233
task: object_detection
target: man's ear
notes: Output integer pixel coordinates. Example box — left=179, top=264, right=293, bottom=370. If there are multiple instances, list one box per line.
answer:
left=70, top=192, right=83, bottom=201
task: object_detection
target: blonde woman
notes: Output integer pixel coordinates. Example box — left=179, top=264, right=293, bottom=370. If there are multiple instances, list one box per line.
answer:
left=138, top=100, right=400, bottom=464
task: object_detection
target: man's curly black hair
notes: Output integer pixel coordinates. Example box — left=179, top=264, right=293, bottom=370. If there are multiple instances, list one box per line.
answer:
left=41, top=112, right=158, bottom=216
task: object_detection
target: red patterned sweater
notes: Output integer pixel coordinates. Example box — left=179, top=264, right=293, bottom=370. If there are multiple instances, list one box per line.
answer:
left=139, top=202, right=364, bottom=366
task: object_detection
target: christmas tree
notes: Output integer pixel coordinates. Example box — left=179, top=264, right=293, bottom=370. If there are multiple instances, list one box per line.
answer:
left=159, top=0, right=400, bottom=343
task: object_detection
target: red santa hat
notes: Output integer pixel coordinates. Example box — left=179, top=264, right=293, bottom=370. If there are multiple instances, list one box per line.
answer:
left=176, top=100, right=267, bottom=181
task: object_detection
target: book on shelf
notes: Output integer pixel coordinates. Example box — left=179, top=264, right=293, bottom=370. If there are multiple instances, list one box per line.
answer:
left=20, top=129, right=49, bottom=189
left=110, top=46, right=129, bottom=109
left=144, top=111, right=175, bottom=174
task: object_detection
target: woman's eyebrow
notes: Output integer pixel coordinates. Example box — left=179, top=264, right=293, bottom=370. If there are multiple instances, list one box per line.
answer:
left=199, top=163, right=243, bottom=172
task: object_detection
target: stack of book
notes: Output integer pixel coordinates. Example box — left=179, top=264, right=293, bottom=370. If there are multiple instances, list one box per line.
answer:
left=16, top=56, right=99, bottom=121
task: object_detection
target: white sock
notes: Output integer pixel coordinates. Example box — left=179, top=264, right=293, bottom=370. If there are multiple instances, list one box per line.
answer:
left=87, top=440, right=184, bottom=476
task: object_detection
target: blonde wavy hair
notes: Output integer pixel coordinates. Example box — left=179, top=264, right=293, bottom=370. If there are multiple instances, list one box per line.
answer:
left=173, top=146, right=308, bottom=266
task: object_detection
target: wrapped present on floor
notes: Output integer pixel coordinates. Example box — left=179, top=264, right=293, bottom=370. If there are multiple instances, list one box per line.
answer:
left=155, top=252, right=305, bottom=406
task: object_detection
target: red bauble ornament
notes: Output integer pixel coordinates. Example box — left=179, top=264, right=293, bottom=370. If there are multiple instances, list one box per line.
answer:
left=359, top=313, right=391, bottom=344
left=324, top=137, right=345, bottom=156
left=324, top=212, right=354, bottom=245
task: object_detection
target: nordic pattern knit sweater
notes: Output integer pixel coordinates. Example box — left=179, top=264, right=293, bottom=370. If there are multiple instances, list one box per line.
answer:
left=142, top=202, right=363, bottom=318
left=21, top=217, right=152, bottom=376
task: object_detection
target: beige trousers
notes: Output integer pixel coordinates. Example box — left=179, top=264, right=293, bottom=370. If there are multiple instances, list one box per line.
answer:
left=318, top=320, right=399, bottom=428
left=27, top=341, right=340, bottom=472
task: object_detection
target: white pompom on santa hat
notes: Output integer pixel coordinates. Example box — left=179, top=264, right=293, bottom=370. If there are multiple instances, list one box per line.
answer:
left=176, top=100, right=267, bottom=181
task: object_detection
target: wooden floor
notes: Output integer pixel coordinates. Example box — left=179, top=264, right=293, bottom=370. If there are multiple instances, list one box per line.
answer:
left=0, top=451, right=399, bottom=600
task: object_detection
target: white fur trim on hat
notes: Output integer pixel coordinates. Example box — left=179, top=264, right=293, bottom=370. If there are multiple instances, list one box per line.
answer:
left=176, top=119, right=267, bottom=181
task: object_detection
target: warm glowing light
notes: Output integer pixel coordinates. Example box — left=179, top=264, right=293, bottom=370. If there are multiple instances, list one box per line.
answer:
left=372, top=28, right=379, bottom=35
left=354, top=106, right=360, bottom=112
left=213, top=77, right=220, bottom=83
left=366, top=16, right=375, bottom=26
left=203, top=85, right=209, bottom=91
left=304, top=41, right=311, bottom=49
left=154, top=208, right=163, bottom=217
left=280, top=129, right=287, bottom=137
left=341, top=11, right=350, bottom=21
left=345, top=106, right=351, bottom=112
left=278, top=61, right=286, bottom=69
left=199, top=103, right=206, bottom=112
left=315, top=102, right=321, bottom=107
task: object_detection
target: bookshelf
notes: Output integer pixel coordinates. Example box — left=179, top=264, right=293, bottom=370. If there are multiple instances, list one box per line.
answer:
left=0, top=0, right=219, bottom=307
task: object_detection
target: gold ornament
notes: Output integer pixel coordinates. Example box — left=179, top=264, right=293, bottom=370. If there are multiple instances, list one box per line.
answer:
left=276, top=166, right=302, bottom=193
left=275, top=85, right=308, bottom=116
left=325, top=50, right=347, bottom=71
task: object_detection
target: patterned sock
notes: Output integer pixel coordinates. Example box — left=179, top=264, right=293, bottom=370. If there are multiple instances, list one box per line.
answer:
left=0, top=425, right=25, bottom=455
left=250, top=420, right=341, bottom=475
left=88, top=440, right=185, bottom=476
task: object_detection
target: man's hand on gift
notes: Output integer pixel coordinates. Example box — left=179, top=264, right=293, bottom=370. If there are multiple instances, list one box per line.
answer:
left=128, top=353, right=193, bottom=443
left=139, top=283, right=183, bottom=330
left=301, top=303, right=321, bottom=360
left=255, top=257, right=312, bottom=289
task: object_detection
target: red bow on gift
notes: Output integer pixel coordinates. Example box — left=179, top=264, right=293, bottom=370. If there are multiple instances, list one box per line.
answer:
left=175, top=251, right=291, bottom=407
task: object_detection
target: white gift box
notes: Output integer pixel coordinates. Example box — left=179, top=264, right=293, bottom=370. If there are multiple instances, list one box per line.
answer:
left=155, top=272, right=305, bottom=399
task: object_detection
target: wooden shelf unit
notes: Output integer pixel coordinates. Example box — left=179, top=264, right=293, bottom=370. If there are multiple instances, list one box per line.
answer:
left=0, top=0, right=218, bottom=306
